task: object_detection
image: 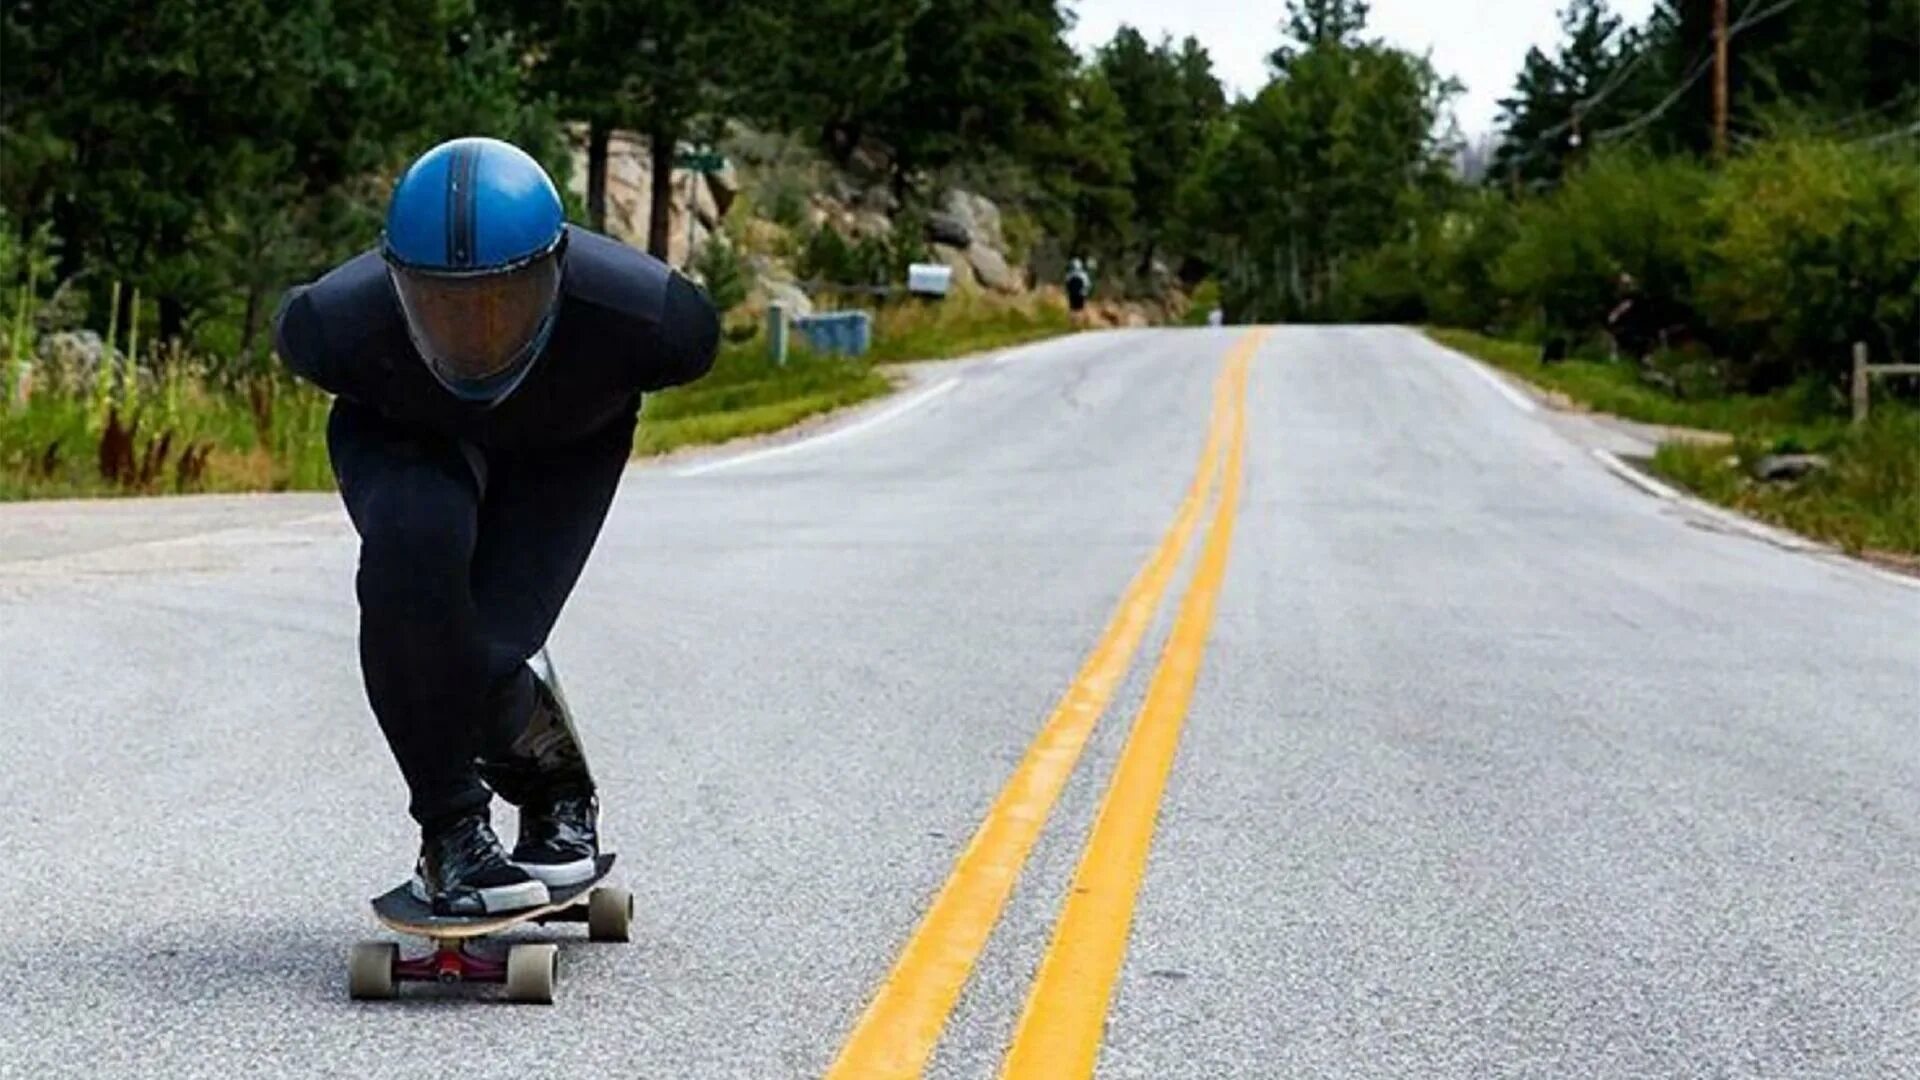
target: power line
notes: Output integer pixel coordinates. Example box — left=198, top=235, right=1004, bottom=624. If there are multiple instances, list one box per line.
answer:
left=1593, top=0, right=1804, bottom=143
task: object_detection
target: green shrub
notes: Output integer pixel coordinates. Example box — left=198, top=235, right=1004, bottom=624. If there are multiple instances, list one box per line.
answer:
left=1700, top=137, right=1920, bottom=383
left=1423, top=190, right=1520, bottom=331
left=1181, top=278, right=1222, bottom=325
left=1494, top=150, right=1715, bottom=338
left=1652, top=406, right=1920, bottom=555
left=692, top=239, right=752, bottom=317
left=796, top=225, right=921, bottom=288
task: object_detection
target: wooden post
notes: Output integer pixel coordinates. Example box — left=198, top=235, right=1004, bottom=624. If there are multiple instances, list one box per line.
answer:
left=767, top=302, right=788, bottom=367
left=1852, top=341, right=1870, bottom=427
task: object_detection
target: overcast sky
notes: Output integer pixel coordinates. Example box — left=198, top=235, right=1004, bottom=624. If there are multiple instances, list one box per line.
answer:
left=1067, top=0, right=1659, bottom=138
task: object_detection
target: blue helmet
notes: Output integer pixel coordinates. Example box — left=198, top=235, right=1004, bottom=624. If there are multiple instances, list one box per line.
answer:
left=382, top=137, right=566, bottom=404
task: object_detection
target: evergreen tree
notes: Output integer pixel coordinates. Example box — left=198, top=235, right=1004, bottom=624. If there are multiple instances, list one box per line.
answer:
left=1097, top=28, right=1226, bottom=275
left=1492, top=1, right=1647, bottom=190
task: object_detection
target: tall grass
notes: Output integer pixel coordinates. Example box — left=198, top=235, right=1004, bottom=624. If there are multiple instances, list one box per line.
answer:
left=0, top=372, right=333, bottom=501
left=1654, top=408, right=1920, bottom=556
left=6, top=290, right=1074, bottom=498
left=864, top=292, right=1071, bottom=363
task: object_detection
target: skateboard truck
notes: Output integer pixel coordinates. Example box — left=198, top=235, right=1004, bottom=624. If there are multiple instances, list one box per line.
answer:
left=350, top=938, right=561, bottom=1003
left=350, top=855, right=629, bottom=1004
left=401, top=940, right=509, bottom=985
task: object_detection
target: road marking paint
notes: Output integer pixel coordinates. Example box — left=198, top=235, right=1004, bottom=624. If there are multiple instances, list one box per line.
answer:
left=1592, top=449, right=1920, bottom=590
left=672, top=377, right=959, bottom=478
left=1863, top=564, right=1920, bottom=591
left=1451, top=349, right=1538, bottom=414
left=998, top=339, right=1255, bottom=1080
left=823, top=332, right=1263, bottom=1080
left=1593, top=448, right=1681, bottom=501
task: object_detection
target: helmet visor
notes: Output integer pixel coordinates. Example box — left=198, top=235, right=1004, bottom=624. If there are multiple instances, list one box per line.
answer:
left=389, top=251, right=560, bottom=389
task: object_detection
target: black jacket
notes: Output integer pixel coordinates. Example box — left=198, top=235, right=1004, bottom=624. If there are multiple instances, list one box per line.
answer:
left=273, top=226, right=717, bottom=448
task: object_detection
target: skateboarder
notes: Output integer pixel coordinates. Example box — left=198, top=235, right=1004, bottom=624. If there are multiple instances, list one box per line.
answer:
left=1065, top=257, right=1091, bottom=325
left=274, top=137, right=718, bottom=916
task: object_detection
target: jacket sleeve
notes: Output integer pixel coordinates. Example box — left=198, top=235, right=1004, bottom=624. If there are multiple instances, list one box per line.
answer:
left=271, top=285, right=346, bottom=397
left=637, top=271, right=719, bottom=392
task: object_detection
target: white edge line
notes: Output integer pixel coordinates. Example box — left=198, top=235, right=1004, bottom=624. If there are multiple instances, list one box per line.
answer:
left=1593, top=447, right=1920, bottom=590
left=1592, top=448, right=1681, bottom=501
left=673, top=377, right=960, bottom=478
left=1448, top=348, right=1537, bottom=414
left=1862, top=563, right=1920, bottom=591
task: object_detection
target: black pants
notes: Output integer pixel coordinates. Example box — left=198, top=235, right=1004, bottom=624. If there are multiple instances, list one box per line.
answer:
left=327, top=399, right=634, bottom=827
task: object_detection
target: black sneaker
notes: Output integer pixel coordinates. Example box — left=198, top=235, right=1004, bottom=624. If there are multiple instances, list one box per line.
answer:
left=477, top=650, right=594, bottom=808
left=408, top=812, right=551, bottom=916
left=513, top=793, right=601, bottom=888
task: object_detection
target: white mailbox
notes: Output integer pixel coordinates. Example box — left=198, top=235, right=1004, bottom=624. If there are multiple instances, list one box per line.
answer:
left=908, top=263, right=953, bottom=298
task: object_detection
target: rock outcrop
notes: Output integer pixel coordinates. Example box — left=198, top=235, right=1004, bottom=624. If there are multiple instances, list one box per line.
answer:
left=565, top=127, right=727, bottom=267
left=566, top=126, right=1091, bottom=315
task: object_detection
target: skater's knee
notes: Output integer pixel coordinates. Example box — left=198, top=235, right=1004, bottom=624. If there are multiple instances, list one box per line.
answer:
left=354, top=494, right=473, bottom=610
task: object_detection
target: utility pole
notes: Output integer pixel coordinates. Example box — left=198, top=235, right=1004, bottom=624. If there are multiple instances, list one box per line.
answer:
left=1712, top=0, right=1730, bottom=158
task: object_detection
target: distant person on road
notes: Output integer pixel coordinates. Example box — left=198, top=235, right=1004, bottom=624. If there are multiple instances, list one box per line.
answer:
left=273, top=137, right=717, bottom=916
left=1065, top=257, right=1092, bottom=326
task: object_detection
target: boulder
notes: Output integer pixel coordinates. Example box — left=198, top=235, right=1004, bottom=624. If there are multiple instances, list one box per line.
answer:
left=945, top=189, right=1005, bottom=252
left=849, top=209, right=893, bottom=241
left=564, top=126, right=721, bottom=263
left=1753, top=453, right=1830, bottom=482
left=674, top=218, right=714, bottom=269
left=744, top=256, right=815, bottom=318
left=691, top=174, right=721, bottom=230
left=925, top=211, right=971, bottom=248
left=929, top=243, right=980, bottom=294
left=37, top=329, right=104, bottom=378
left=704, top=160, right=741, bottom=218
left=857, top=184, right=899, bottom=214
left=758, top=275, right=814, bottom=319
left=966, top=243, right=1020, bottom=293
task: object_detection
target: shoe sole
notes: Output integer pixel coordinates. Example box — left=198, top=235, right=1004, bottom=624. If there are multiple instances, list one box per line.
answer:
left=515, top=855, right=598, bottom=888
left=408, top=875, right=552, bottom=914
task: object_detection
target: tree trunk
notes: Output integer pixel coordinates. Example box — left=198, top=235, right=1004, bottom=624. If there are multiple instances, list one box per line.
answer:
left=586, top=119, right=611, bottom=233
left=158, top=295, right=185, bottom=343
left=646, top=126, right=677, bottom=260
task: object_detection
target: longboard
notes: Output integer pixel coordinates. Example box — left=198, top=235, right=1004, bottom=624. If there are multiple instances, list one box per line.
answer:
left=349, top=854, right=628, bottom=1003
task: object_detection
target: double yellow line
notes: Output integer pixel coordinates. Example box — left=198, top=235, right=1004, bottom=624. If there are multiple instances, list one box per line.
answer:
left=826, top=330, right=1264, bottom=1080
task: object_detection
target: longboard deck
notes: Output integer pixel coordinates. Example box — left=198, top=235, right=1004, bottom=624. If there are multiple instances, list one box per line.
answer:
left=371, top=854, right=616, bottom=939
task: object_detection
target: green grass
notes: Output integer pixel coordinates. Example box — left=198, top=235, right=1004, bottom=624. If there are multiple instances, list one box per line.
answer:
left=634, top=293, right=1072, bottom=455
left=3, top=296, right=1069, bottom=499
left=1652, top=409, right=1920, bottom=557
left=865, top=293, right=1071, bottom=364
left=635, top=340, right=891, bottom=455
left=1424, top=328, right=1821, bottom=433
left=1427, top=327, right=1917, bottom=556
left=0, top=376, right=331, bottom=501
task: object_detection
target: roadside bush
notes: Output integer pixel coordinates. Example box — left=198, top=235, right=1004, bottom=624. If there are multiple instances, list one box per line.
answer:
left=1494, top=149, right=1714, bottom=340
left=1422, top=190, right=1519, bottom=331
left=1699, top=137, right=1920, bottom=384
left=1181, top=278, right=1222, bottom=325
left=692, top=239, right=753, bottom=317
left=1330, top=189, right=1518, bottom=330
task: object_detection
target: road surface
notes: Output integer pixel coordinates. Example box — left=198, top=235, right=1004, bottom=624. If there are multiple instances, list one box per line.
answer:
left=1, top=327, right=1914, bottom=1078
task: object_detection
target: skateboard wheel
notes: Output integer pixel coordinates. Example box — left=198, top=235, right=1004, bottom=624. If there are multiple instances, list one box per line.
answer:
left=587, top=886, right=633, bottom=943
left=348, top=942, right=397, bottom=1000
left=505, top=943, right=557, bottom=1004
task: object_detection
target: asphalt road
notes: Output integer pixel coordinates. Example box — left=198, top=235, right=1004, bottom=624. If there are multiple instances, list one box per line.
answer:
left=1, top=327, right=1914, bottom=1079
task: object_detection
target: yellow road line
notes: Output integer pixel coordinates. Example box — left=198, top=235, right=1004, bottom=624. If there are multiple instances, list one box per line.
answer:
left=824, top=334, right=1259, bottom=1080
left=999, top=332, right=1260, bottom=1080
